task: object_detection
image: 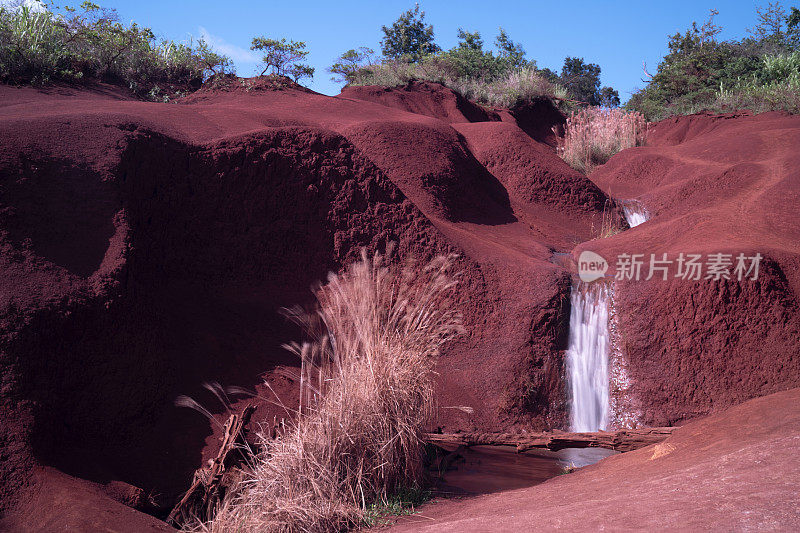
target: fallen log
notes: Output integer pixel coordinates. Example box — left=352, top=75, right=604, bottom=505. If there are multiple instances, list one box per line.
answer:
left=425, top=427, right=677, bottom=453
left=167, top=404, right=256, bottom=527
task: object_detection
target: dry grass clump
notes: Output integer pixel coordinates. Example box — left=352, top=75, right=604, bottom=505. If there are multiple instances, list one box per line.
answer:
left=591, top=201, right=624, bottom=240
left=349, top=60, right=567, bottom=109
left=348, top=59, right=440, bottom=87
left=450, top=66, right=569, bottom=109
left=204, top=249, right=464, bottom=532
left=715, top=79, right=800, bottom=115
left=556, top=108, right=648, bottom=173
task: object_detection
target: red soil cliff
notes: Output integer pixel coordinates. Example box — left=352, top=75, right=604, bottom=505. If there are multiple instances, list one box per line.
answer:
left=0, top=80, right=605, bottom=528
left=585, top=111, right=800, bottom=426
left=1, top=80, right=799, bottom=529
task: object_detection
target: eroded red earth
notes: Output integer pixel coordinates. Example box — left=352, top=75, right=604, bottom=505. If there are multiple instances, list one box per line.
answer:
left=0, top=79, right=798, bottom=530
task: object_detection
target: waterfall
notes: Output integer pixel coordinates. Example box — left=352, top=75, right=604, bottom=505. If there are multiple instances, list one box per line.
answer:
left=622, top=201, right=649, bottom=227
left=566, top=282, right=611, bottom=432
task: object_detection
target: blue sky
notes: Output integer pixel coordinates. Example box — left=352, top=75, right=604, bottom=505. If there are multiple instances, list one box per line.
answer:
left=21, top=1, right=773, bottom=100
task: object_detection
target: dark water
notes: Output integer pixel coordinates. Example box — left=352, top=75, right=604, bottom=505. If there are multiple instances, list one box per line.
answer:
left=433, top=445, right=617, bottom=496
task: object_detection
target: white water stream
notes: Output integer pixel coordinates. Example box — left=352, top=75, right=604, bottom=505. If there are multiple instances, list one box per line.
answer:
left=565, top=282, right=611, bottom=432
left=622, top=201, right=649, bottom=227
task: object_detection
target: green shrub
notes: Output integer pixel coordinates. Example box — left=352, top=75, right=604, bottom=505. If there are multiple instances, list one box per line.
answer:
left=438, top=28, right=509, bottom=80
left=341, top=9, right=618, bottom=111
left=760, top=49, right=800, bottom=84
left=346, top=22, right=573, bottom=110
left=715, top=81, right=800, bottom=114
left=380, top=4, right=439, bottom=63
left=628, top=5, right=800, bottom=120
left=0, top=1, right=231, bottom=99
left=250, top=36, right=314, bottom=82
left=714, top=52, right=800, bottom=114
left=560, top=57, right=619, bottom=106
left=328, top=46, right=374, bottom=83
left=349, top=59, right=568, bottom=109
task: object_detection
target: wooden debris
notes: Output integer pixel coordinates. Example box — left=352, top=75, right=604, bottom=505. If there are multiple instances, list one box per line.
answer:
left=425, top=427, right=677, bottom=453
left=167, top=404, right=256, bottom=527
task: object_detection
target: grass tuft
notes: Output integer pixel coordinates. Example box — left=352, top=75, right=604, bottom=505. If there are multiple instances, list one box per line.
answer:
left=556, top=107, right=648, bottom=174
left=349, top=60, right=568, bottom=109
left=362, top=487, right=431, bottom=528
left=0, top=2, right=231, bottom=99
left=198, top=248, right=464, bottom=532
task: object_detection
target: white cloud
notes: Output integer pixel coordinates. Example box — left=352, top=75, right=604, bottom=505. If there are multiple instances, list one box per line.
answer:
left=198, top=26, right=259, bottom=64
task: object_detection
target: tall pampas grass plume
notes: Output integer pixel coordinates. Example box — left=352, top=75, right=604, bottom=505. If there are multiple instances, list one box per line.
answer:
left=198, top=246, right=464, bottom=532
left=556, top=107, right=648, bottom=173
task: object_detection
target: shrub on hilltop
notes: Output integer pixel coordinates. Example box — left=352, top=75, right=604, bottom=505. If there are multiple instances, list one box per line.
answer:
left=628, top=4, right=800, bottom=119
left=250, top=36, right=315, bottom=83
left=332, top=6, right=620, bottom=111
left=0, top=1, right=232, bottom=100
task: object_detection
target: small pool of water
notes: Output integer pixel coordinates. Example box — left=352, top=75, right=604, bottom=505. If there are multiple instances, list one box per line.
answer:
left=432, top=445, right=618, bottom=496
left=556, top=447, right=618, bottom=468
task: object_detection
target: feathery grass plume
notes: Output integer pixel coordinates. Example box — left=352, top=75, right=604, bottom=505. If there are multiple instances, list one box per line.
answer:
left=201, top=248, right=464, bottom=532
left=556, top=108, right=648, bottom=174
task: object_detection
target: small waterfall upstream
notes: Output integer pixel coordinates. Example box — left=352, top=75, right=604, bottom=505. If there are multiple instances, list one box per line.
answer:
left=565, top=282, right=611, bottom=432
left=622, top=201, right=649, bottom=228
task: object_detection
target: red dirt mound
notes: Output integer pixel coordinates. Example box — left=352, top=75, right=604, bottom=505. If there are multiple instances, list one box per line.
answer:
left=390, top=387, right=800, bottom=531
left=0, top=467, right=173, bottom=532
left=3, top=77, right=800, bottom=531
left=339, top=80, right=500, bottom=123
left=583, top=110, right=800, bottom=426
left=0, top=80, right=605, bottom=528
left=509, top=98, right=567, bottom=147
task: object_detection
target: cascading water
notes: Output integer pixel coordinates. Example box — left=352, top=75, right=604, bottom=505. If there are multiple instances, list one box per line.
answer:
left=622, top=201, right=649, bottom=227
left=565, top=282, right=611, bottom=432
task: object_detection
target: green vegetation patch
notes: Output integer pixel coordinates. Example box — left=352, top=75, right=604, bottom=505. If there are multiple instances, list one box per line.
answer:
left=0, top=1, right=231, bottom=100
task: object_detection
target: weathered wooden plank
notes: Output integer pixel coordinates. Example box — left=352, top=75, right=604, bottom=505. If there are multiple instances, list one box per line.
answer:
left=425, top=427, right=677, bottom=453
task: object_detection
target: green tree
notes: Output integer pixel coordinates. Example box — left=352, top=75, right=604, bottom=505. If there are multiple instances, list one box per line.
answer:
left=456, top=28, right=483, bottom=51
left=538, top=67, right=561, bottom=84
left=193, top=39, right=233, bottom=78
left=439, top=28, right=528, bottom=81
left=749, top=2, right=788, bottom=42
left=440, top=28, right=498, bottom=79
left=328, top=46, right=374, bottom=83
left=626, top=8, right=768, bottom=118
left=380, top=4, right=439, bottom=62
left=558, top=57, right=619, bottom=105
left=747, top=2, right=800, bottom=50
left=598, top=86, right=621, bottom=107
left=495, top=28, right=530, bottom=70
left=444, top=27, right=531, bottom=78
left=250, top=36, right=314, bottom=82
left=558, top=57, right=614, bottom=105
left=561, top=56, right=601, bottom=103
left=789, top=7, right=800, bottom=47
